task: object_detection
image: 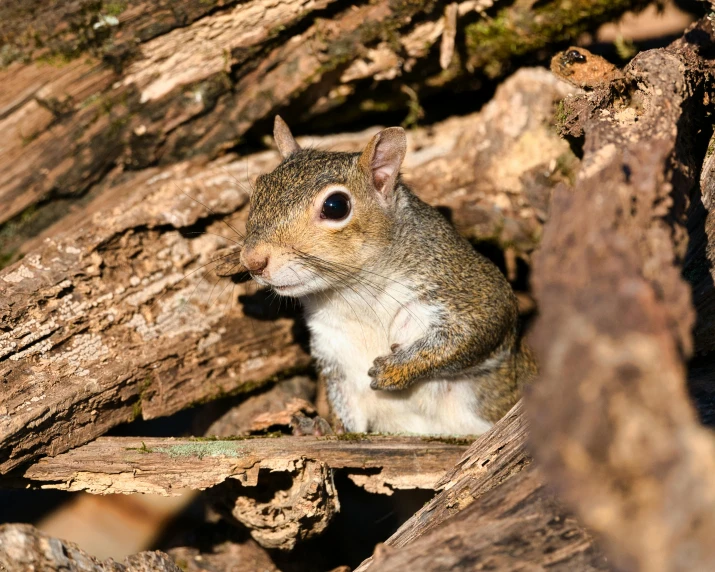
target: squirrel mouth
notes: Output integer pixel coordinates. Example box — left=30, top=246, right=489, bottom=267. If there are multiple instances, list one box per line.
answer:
left=272, top=282, right=304, bottom=295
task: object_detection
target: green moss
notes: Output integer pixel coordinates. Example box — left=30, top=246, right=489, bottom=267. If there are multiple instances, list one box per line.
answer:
left=126, top=441, right=153, bottom=453
left=334, top=432, right=368, bottom=441
left=554, top=100, right=567, bottom=125
left=0, top=205, right=38, bottom=270
left=421, top=436, right=473, bottom=446
left=153, top=441, right=246, bottom=460
left=464, top=0, right=650, bottom=77
left=706, top=135, right=715, bottom=162
left=103, top=1, right=127, bottom=17
left=130, top=375, right=153, bottom=421
left=401, top=85, right=424, bottom=129
left=0, top=250, right=17, bottom=270
left=131, top=400, right=142, bottom=421
left=35, top=51, right=75, bottom=68
left=614, top=35, right=637, bottom=61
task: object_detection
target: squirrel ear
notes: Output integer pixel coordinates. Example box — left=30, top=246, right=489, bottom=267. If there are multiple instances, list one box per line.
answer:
left=359, top=127, right=406, bottom=198
left=274, top=115, right=301, bottom=158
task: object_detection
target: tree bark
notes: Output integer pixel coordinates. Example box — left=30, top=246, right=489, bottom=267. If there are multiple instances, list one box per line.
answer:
left=0, top=0, right=648, bottom=266
left=0, top=524, right=181, bottom=572
left=14, top=434, right=469, bottom=495
left=528, top=18, right=715, bottom=572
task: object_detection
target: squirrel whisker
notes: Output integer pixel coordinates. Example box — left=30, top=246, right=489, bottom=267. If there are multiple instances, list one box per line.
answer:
left=294, top=250, right=427, bottom=334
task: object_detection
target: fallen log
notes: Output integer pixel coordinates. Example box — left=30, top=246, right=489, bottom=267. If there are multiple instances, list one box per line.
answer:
left=0, top=0, right=645, bottom=257
left=367, top=468, right=609, bottom=572
left=0, top=523, right=181, bottom=572
left=370, top=399, right=529, bottom=551
left=0, top=67, right=575, bottom=474
left=355, top=401, right=609, bottom=571
left=528, top=17, right=715, bottom=572
left=13, top=434, right=469, bottom=495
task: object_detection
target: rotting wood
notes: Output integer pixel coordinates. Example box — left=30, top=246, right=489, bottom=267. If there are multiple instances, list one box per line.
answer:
left=0, top=523, right=181, bottom=572
left=0, top=0, right=647, bottom=257
left=365, top=468, right=610, bottom=571
left=527, top=17, right=715, bottom=572
left=355, top=400, right=534, bottom=571
left=211, top=457, right=339, bottom=551
left=12, top=435, right=469, bottom=496
left=0, top=67, right=576, bottom=475
left=385, top=399, right=529, bottom=547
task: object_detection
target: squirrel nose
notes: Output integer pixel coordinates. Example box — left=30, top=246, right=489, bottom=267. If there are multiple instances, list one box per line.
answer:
left=241, top=248, right=269, bottom=275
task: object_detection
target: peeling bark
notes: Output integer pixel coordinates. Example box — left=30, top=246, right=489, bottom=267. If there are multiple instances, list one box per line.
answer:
left=13, top=435, right=469, bottom=495
left=0, top=0, right=644, bottom=262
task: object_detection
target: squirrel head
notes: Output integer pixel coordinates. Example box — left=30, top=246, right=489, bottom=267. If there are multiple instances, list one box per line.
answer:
left=240, top=116, right=407, bottom=297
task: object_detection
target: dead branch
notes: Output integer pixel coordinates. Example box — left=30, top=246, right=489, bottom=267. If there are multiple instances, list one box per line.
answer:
left=13, top=435, right=469, bottom=496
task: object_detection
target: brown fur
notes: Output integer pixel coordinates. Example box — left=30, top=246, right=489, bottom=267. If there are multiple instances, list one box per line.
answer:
left=241, top=117, right=537, bottom=430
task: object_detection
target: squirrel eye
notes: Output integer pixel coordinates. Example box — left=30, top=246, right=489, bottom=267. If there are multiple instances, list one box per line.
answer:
left=320, top=192, right=351, bottom=221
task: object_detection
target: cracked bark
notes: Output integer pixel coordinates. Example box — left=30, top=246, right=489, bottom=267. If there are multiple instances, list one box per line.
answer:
left=13, top=435, right=469, bottom=495
left=526, top=17, right=715, bottom=572
left=0, top=0, right=647, bottom=262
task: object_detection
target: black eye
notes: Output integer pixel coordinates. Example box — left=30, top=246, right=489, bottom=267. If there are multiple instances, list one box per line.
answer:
left=321, top=192, right=351, bottom=221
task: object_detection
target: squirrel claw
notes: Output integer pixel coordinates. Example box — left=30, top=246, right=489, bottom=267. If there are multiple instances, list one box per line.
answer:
left=368, top=356, right=404, bottom=391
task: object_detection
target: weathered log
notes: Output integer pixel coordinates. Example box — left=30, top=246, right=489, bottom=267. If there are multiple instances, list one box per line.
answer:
left=366, top=468, right=610, bottom=571
left=13, top=434, right=469, bottom=495
left=0, top=0, right=648, bottom=263
left=355, top=400, right=610, bottom=571
left=0, top=67, right=575, bottom=474
left=528, top=17, right=715, bottom=572
left=0, top=523, right=180, bottom=572
left=373, top=399, right=528, bottom=551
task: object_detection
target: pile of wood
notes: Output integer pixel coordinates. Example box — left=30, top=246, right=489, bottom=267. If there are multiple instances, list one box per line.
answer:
left=2, top=0, right=715, bottom=570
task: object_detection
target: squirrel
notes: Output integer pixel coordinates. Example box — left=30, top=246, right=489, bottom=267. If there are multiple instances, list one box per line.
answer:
left=237, top=116, right=536, bottom=435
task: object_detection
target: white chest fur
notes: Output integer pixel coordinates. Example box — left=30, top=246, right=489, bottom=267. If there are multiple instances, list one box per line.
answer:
left=302, top=283, right=492, bottom=435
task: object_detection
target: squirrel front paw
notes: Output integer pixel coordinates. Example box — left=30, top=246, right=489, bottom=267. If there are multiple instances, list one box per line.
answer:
left=368, top=348, right=415, bottom=391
